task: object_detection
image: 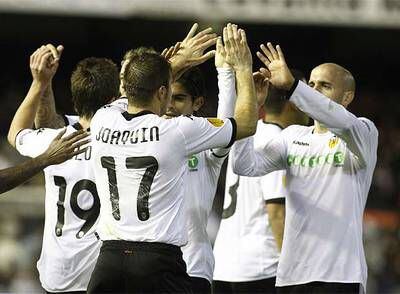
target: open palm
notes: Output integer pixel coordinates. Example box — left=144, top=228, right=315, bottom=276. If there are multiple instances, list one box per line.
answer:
left=256, top=42, right=294, bottom=91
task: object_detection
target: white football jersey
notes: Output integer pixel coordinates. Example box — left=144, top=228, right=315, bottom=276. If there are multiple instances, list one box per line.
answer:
left=213, top=121, right=286, bottom=282
left=182, top=150, right=227, bottom=282
left=181, top=68, right=235, bottom=282
left=232, top=81, right=378, bottom=293
left=90, top=104, right=236, bottom=247
left=16, top=124, right=101, bottom=292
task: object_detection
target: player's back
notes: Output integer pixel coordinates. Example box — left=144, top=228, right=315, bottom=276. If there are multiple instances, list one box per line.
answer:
left=90, top=103, right=235, bottom=247
left=16, top=124, right=101, bottom=292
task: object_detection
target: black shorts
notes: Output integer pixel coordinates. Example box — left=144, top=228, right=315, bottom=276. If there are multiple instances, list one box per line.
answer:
left=87, top=240, right=192, bottom=293
left=212, top=277, right=277, bottom=293
left=276, top=282, right=360, bottom=294
left=190, top=276, right=211, bottom=294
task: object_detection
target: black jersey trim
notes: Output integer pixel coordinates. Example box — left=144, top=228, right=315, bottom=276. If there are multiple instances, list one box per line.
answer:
left=226, top=118, right=237, bottom=148
left=211, top=149, right=230, bottom=158
left=261, top=121, right=284, bottom=130
left=122, top=111, right=154, bottom=121
left=265, top=198, right=285, bottom=205
left=63, top=114, right=70, bottom=126
left=285, top=78, right=299, bottom=100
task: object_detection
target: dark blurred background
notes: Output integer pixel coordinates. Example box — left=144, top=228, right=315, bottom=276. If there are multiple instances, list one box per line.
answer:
left=0, top=0, right=399, bottom=293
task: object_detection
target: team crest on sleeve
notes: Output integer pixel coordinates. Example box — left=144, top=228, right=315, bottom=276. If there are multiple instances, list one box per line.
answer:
left=207, top=118, right=224, bottom=127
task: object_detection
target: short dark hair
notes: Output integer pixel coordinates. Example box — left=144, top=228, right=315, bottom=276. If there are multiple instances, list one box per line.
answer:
left=122, top=47, right=158, bottom=66
left=71, top=57, right=119, bottom=118
left=176, top=67, right=206, bottom=99
left=123, top=51, right=171, bottom=105
left=263, top=69, right=306, bottom=114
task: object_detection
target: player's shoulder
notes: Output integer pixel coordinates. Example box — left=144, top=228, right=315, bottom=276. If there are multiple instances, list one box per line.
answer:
left=92, top=101, right=125, bottom=122
left=280, top=124, right=311, bottom=137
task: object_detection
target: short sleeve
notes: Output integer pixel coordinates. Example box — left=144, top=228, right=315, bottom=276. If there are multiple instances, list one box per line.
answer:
left=16, top=128, right=58, bottom=158
left=175, top=116, right=236, bottom=156
left=260, top=170, right=287, bottom=202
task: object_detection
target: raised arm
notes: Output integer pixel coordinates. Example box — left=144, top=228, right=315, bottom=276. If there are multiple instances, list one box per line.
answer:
left=223, top=24, right=258, bottom=140
left=8, top=45, right=60, bottom=147
left=257, top=43, right=378, bottom=166
left=1, top=129, right=89, bottom=194
left=33, top=44, right=65, bottom=128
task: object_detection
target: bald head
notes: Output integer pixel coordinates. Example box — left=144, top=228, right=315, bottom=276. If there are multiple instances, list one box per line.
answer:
left=309, top=63, right=356, bottom=107
left=316, top=63, right=355, bottom=92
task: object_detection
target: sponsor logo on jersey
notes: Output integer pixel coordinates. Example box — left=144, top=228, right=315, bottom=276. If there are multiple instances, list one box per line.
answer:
left=188, top=155, right=199, bottom=171
left=328, top=136, right=340, bottom=149
left=207, top=118, right=224, bottom=127
left=293, top=140, right=310, bottom=146
left=287, top=151, right=345, bottom=167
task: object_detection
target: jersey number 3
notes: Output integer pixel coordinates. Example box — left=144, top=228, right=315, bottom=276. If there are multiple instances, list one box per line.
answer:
left=101, top=156, right=158, bottom=221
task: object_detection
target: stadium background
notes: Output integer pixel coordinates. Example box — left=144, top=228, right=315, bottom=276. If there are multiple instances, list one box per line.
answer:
left=0, top=0, right=399, bottom=292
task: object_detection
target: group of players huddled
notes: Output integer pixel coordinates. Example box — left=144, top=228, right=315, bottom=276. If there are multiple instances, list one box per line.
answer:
left=2, top=23, right=377, bottom=294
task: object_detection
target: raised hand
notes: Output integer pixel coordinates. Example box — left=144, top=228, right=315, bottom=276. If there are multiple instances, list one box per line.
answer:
left=256, top=42, right=294, bottom=90
left=253, top=71, right=270, bottom=107
left=169, top=23, right=217, bottom=79
left=222, top=23, right=252, bottom=72
left=30, top=44, right=63, bottom=86
left=43, top=128, right=90, bottom=165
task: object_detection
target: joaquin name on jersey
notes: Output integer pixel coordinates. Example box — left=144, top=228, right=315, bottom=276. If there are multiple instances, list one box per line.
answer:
left=95, top=125, right=160, bottom=145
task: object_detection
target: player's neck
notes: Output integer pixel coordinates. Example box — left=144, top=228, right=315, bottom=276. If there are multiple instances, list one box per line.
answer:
left=127, top=103, right=159, bottom=116
left=314, top=120, right=329, bottom=134
left=78, top=117, right=91, bottom=130
left=263, top=113, right=290, bottom=129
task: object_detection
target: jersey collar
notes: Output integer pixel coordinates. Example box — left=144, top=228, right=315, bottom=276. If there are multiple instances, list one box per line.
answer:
left=122, top=111, right=155, bottom=121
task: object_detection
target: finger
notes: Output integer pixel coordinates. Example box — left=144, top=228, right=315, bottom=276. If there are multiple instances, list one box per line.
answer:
left=256, top=51, right=271, bottom=67
left=223, top=27, right=231, bottom=51
left=267, top=42, right=279, bottom=60
left=53, top=128, right=67, bottom=140
left=46, top=44, right=59, bottom=60
left=195, top=37, right=218, bottom=52
left=259, top=67, right=271, bottom=78
left=193, top=33, right=217, bottom=47
left=184, top=23, right=199, bottom=41
left=232, top=24, right=240, bottom=46
left=65, top=132, right=90, bottom=145
left=191, top=50, right=216, bottom=66
left=172, top=42, right=181, bottom=56
left=260, top=44, right=274, bottom=63
left=193, top=27, right=214, bottom=40
left=62, top=129, right=86, bottom=141
left=38, top=52, right=54, bottom=71
left=69, top=146, right=88, bottom=158
left=226, top=23, right=234, bottom=47
left=161, top=48, right=168, bottom=56
left=216, top=37, right=224, bottom=53
left=32, top=48, right=45, bottom=69
left=56, top=45, right=64, bottom=57
left=276, top=45, right=286, bottom=62
left=239, top=29, right=247, bottom=45
left=30, top=48, right=40, bottom=66
left=71, top=138, right=91, bottom=150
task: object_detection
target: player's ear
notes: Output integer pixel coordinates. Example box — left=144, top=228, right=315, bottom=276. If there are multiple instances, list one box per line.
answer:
left=157, top=86, right=167, bottom=101
left=193, top=96, right=204, bottom=112
left=342, top=91, right=354, bottom=108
